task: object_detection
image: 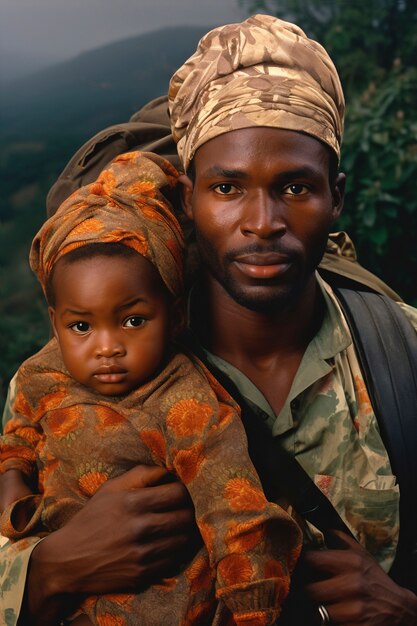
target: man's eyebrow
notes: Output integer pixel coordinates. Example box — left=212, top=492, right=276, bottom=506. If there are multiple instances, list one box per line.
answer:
left=279, top=166, right=323, bottom=180
left=200, top=165, right=325, bottom=180
left=201, top=166, right=249, bottom=179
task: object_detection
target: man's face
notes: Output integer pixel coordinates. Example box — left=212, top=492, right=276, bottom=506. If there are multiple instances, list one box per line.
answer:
left=49, top=254, right=172, bottom=396
left=182, top=127, right=345, bottom=313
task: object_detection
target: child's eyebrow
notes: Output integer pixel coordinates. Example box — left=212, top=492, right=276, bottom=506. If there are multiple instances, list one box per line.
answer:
left=62, top=308, right=92, bottom=316
left=116, top=297, right=147, bottom=312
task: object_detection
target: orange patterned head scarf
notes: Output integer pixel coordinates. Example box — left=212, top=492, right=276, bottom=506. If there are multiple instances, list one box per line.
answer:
left=30, top=151, right=184, bottom=298
left=169, top=14, right=345, bottom=171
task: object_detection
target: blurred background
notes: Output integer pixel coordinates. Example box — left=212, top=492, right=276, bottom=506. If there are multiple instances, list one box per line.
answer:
left=1, top=0, right=417, bottom=414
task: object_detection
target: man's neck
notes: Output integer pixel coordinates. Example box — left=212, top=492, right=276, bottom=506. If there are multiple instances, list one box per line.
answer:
left=198, top=274, right=324, bottom=415
left=204, top=275, right=321, bottom=361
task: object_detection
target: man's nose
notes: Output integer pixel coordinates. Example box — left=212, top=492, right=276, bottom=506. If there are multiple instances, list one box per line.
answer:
left=240, top=191, right=286, bottom=239
left=94, top=332, right=125, bottom=358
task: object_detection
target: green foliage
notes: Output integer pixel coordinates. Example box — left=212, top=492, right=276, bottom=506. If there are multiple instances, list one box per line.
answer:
left=240, top=0, right=417, bottom=303
left=340, top=64, right=417, bottom=300
left=0, top=147, right=53, bottom=413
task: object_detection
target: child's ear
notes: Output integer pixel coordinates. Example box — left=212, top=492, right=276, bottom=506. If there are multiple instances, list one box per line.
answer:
left=48, top=307, right=59, bottom=340
left=178, top=174, right=194, bottom=221
left=169, top=298, right=186, bottom=339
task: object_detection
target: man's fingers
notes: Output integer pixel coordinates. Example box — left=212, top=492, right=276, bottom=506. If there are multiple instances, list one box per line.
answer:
left=123, top=480, right=192, bottom=514
left=131, top=508, right=197, bottom=542
left=303, top=546, right=363, bottom=578
left=135, top=527, right=196, bottom=564
left=302, top=529, right=363, bottom=577
left=306, top=572, right=356, bottom=603
left=99, top=465, right=172, bottom=492
left=97, top=465, right=193, bottom=514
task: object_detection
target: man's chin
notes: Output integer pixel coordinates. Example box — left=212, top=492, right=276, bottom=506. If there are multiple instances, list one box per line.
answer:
left=225, top=284, right=300, bottom=314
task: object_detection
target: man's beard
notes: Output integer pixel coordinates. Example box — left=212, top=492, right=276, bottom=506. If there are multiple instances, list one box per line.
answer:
left=196, top=236, right=323, bottom=315
left=215, top=266, right=306, bottom=314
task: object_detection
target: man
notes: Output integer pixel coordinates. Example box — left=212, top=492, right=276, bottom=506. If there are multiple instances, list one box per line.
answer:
left=1, top=14, right=417, bottom=626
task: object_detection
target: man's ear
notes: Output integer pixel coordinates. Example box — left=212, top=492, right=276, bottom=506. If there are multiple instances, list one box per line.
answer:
left=48, top=307, right=59, bottom=340
left=332, top=172, right=346, bottom=221
left=178, top=174, right=194, bottom=221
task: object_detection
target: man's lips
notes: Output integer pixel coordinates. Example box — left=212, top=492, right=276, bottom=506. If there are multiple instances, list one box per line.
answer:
left=232, top=252, right=292, bottom=279
left=93, top=365, right=127, bottom=383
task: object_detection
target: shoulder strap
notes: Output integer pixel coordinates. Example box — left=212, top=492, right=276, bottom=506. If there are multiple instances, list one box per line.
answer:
left=334, top=288, right=417, bottom=589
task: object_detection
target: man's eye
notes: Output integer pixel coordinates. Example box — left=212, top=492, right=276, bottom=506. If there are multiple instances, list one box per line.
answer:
left=69, top=322, right=90, bottom=334
left=283, top=183, right=308, bottom=196
left=124, top=316, right=145, bottom=328
left=213, top=183, right=239, bottom=195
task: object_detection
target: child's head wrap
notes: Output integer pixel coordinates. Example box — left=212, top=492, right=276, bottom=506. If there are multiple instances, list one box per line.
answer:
left=30, top=151, right=184, bottom=298
left=169, top=14, right=345, bottom=171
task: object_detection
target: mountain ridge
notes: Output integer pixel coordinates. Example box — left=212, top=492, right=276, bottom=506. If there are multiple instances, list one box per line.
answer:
left=1, top=25, right=211, bottom=140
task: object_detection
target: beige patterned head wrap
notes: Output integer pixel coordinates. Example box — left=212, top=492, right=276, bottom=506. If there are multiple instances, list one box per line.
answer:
left=169, top=14, right=344, bottom=171
left=30, top=151, right=184, bottom=298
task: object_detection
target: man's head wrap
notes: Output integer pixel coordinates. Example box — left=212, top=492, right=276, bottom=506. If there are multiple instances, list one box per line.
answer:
left=30, top=151, right=184, bottom=298
left=169, top=14, right=345, bottom=171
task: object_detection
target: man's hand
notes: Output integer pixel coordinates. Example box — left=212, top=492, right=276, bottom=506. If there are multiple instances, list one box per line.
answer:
left=303, top=530, right=417, bottom=626
left=22, top=465, right=196, bottom=625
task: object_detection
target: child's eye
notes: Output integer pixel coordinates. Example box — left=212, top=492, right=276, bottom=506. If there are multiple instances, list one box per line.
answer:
left=69, top=321, right=90, bottom=334
left=282, top=183, right=309, bottom=196
left=124, top=316, right=146, bottom=328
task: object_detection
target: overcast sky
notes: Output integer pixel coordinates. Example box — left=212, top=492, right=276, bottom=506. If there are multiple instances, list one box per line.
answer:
left=0, top=0, right=248, bottom=77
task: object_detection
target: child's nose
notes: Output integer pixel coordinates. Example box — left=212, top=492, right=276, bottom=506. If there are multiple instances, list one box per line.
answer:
left=94, top=333, right=125, bottom=358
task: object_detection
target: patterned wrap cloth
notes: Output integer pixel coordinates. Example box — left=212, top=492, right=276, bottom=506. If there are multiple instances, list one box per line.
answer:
left=30, top=150, right=185, bottom=298
left=169, top=14, right=345, bottom=171
left=0, top=344, right=302, bottom=625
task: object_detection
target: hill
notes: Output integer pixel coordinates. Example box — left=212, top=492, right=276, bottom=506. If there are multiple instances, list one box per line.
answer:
left=0, top=25, right=210, bottom=142
left=0, top=50, right=53, bottom=83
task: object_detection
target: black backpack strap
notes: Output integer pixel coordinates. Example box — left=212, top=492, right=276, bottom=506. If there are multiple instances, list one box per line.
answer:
left=334, top=288, right=417, bottom=589
left=216, top=367, right=354, bottom=537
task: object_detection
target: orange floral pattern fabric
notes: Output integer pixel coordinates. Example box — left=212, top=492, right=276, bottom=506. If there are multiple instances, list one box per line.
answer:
left=0, top=339, right=301, bottom=625
left=30, top=151, right=184, bottom=299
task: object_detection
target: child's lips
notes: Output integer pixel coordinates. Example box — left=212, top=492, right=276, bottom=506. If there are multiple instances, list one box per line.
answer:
left=93, top=365, right=127, bottom=383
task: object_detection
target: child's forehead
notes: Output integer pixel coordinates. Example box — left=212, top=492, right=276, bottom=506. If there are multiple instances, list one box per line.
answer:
left=57, top=250, right=154, bottom=276
left=52, top=252, right=168, bottom=306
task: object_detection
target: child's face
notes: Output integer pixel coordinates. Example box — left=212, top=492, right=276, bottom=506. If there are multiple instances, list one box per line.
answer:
left=49, top=253, right=174, bottom=396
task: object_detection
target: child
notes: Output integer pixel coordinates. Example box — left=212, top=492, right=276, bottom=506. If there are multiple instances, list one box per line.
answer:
left=0, top=151, right=301, bottom=625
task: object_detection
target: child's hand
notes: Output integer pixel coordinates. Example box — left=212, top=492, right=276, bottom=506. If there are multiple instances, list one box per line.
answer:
left=0, top=469, right=33, bottom=513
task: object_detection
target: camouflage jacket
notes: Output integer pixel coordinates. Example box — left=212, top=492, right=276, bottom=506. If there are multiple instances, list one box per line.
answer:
left=196, top=276, right=417, bottom=573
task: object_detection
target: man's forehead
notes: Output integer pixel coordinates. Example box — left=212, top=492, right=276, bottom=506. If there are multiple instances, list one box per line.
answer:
left=193, top=127, right=330, bottom=175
